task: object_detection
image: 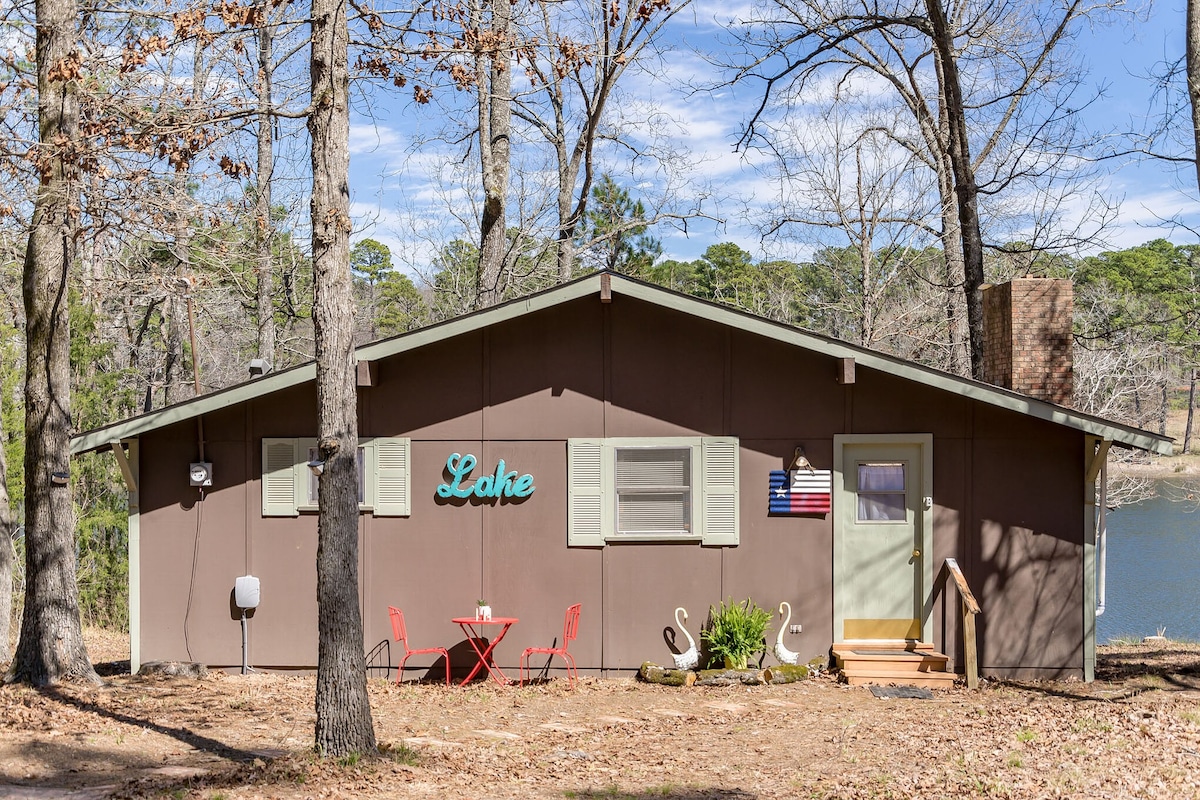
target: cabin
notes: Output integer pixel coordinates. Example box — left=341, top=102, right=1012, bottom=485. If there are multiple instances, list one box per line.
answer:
left=71, top=272, right=1172, bottom=684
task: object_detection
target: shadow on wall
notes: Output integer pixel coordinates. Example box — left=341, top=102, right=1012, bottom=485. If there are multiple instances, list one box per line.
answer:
left=977, top=520, right=1081, bottom=676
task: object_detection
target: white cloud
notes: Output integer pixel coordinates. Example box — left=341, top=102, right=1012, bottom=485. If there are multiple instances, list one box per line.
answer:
left=1100, top=187, right=1200, bottom=251
left=349, top=123, right=406, bottom=156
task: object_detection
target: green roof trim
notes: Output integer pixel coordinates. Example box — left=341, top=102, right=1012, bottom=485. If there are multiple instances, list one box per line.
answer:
left=71, top=272, right=1174, bottom=457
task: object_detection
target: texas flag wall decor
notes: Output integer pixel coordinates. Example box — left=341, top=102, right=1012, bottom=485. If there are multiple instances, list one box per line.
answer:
left=768, top=469, right=832, bottom=514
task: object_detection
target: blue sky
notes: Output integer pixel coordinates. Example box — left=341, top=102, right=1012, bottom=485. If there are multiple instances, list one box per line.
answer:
left=344, top=0, right=1200, bottom=275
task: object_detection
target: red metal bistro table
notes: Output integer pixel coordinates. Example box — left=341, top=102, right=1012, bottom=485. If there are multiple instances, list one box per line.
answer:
left=451, top=617, right=519, bottom=686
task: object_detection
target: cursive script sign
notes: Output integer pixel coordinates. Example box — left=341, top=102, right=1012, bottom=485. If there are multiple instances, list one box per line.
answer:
left=436, top=453, right=535, bottom=499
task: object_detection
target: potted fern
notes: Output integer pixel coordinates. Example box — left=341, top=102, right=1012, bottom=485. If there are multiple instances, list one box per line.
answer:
left=702, top=597, right=772, bottom=670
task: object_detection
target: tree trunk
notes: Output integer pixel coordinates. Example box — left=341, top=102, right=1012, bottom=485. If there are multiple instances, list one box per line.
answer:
left=8, top=0, right=98, bottom=686
left=1158, top=360, right=1169, bottom=436
left=927, top=0, right=986, bottom=381
left=0, top=415, right=13, bottom=663
left=937, top=153, right=968, bottom=376
left=1187, top=1, right=1200, bottom=455
left=1184, top=367, right=1196, bottom=455
left=855, top=147, right=873, bottom=348
left=309, top=0, right=376, bottom=757
left=256, top=13, right=277, bottom=365
left=164, top=43, right=209, bottom=407
left=475, top=0, right=512, bottom=309
left=162, top=295, right=186, bottom=406
left=555, top=145, right=577, bottom=283
left=1189, top=0, right=1200, bottom=216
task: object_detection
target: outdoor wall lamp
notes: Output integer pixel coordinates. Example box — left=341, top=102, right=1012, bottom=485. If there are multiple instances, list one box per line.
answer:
left=51, top=471, right=69, bottom=486
left=307, top=458, right=325, bottom=477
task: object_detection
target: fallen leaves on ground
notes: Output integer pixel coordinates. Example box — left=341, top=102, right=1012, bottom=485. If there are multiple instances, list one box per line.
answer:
left=0, top=635, right=1197, bottom=799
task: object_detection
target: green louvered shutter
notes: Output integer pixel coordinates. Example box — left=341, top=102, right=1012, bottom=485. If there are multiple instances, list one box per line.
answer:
left=374, top=437, right=411, bottom=516
left=567, top=439, right=606, bottom=546
left=701, top=437, right=739, bottom=545
left=262, top=438, right=299, bottom=516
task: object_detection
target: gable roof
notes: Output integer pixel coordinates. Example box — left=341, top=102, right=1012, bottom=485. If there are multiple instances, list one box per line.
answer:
left=71, top=271, right=1175, bottom=456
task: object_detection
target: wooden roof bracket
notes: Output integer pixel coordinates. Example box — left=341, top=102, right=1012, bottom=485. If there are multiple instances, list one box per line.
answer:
left=837, top=357, right=855, bottom=384
left=357, top=359, right=378, bottom=387
left=1085, top=439, right=1111, bottom=485
left=110, top=441, right=138, bottom=494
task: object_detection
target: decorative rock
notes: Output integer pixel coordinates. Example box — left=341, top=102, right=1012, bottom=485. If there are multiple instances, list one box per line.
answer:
left=137, top=661, right=208, bottom=678
left=695, top=667, right=769, bottom=686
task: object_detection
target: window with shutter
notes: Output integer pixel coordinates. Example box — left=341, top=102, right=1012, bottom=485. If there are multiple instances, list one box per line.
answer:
left=567, top=439, right=606, bottom=546
left=262, top=438, right=300, bottom=517
left=700, top=437, right=739, bottom=546
left=374, top=437, right=411, bottom=516
left=567, top=437, right=739, bottom=546
left=261, top=437, right=410, bottom=517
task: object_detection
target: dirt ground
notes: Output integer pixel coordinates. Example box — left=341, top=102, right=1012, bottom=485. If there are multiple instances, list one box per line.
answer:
left=1, top=630, right=1198, bottom=799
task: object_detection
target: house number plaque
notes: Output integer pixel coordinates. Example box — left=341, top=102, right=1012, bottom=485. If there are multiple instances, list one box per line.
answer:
left=436, top=453, right=535, bottom=499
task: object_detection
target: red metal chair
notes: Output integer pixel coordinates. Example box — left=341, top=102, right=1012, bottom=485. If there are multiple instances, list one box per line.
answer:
left=388, top=606, right=451, bottom=686
left=520, top=603, right=581, bottom=687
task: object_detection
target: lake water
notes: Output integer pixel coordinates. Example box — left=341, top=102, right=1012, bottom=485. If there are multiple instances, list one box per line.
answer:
left=1096, top=492, right=1200, bottom=643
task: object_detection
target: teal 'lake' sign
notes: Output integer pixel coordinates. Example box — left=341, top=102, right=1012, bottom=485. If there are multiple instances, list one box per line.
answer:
left=436, top=453, right=535, bottom=499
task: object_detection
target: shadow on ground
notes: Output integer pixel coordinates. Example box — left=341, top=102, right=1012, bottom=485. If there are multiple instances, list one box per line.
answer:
left=997, top=642, right=1200, bottom=701
left=570, top=791, right=755, bottom=799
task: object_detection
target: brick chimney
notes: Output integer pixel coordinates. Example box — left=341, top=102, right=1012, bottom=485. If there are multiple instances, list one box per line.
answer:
left=982, top=278, right=1073, bottom=406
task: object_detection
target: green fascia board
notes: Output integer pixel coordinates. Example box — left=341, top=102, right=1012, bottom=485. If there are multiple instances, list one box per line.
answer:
left=72, top=362, right=315, bottom=455
left=71, top=272, right=1175, bottom=457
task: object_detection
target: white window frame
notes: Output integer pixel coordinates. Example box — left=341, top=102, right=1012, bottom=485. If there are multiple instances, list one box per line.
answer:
left=612, top=442, right=700, bottom=541
left=854, top=461, right=909, bottom=524
left=567, top=436, right=739, bottom=546
left=299, top=439, right=367, bottom=512
left=262, top=437, right=410, bottom=517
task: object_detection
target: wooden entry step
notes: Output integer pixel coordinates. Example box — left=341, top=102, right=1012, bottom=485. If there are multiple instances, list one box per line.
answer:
left=833, top=642, right=957, bottom=689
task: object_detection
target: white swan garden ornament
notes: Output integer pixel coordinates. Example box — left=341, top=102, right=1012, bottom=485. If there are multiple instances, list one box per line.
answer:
left=774, top=602, right=800, bottom=665
left=672, top=607, right=699, bottom=670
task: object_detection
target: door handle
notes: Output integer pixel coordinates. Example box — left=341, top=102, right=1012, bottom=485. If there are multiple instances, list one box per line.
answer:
left=912, top=549, right=921, bottom=558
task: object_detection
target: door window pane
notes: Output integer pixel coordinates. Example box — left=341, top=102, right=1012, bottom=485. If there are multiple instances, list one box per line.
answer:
left=857, top=462, right=906, bottom=522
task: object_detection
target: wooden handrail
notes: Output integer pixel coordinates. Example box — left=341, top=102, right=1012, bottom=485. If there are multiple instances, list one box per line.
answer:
left=944, top=558, right=981, bottom=614
left=941, top=558, right=981, bottom=690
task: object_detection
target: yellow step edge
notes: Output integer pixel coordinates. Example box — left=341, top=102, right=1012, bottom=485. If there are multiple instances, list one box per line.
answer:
left=834, top=651, right=949, bottom=663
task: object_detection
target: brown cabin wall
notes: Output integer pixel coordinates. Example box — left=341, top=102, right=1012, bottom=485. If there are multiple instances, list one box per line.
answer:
left=971, top=404, right=1085, bottom=679
left=131, top=293, right=1086, bottom=678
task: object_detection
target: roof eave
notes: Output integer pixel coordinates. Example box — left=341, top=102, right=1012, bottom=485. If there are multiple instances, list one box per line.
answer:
left=613, top=279, right=1175, bottom=457
left=70, top=271, right=1175, bottom=458
left=70, top=275, right=603, bottom=455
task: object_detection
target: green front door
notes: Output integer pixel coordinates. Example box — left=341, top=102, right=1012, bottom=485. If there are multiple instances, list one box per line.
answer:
left=833, top=435, right=933, bottom=642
